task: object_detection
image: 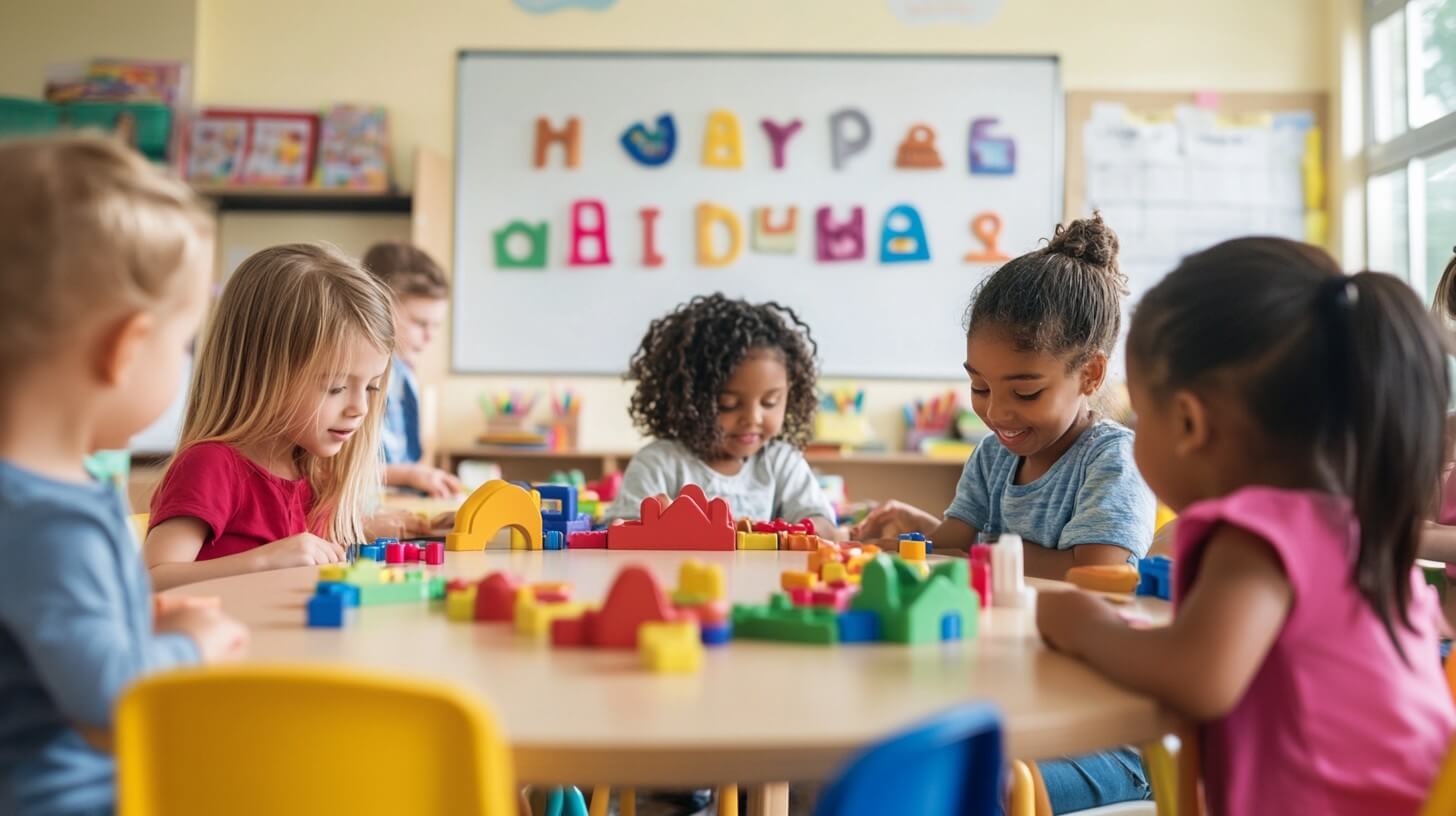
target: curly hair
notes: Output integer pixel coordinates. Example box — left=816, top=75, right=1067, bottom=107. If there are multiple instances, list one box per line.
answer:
left=626, top=293, right=820, bottom=460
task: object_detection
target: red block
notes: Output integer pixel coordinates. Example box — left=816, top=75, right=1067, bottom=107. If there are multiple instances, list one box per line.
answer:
left=424, top=541, right=445, bottom=565
left=751, top=518, right=813, bottom=535
left=384, top=542, right=405, bottom=564
left=445, top=578, right=472, bottom=593
left=567, top=530, right=608, bottom=549
left=403, top=544, right=422, bottom=562
left=474, top=572, right=521, bottom=622
left=551, top=616, right=587, bottom=647
left=811, top=585, right=857, bottom=612
left=584, top=565, right=677, bottom=648
left=971, top=561, right=992, bottom=609
left=787, top=587, right=814, bottom=606
left=606, top=485, right=734, bottom=551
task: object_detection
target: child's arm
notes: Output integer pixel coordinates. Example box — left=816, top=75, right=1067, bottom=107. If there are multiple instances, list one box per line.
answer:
left=1022, top=543, right=1137, bottom=579
left=145, top=517, right=346, bottom=591
left=1037, top=525, right=1291, bottom=720
left=851, top=503, right=979, bottom=551
left=1026, top=436, right=1157, bottom=578
left=384, top=462, right=463, bottom=498
left=1421, top=521, right=1456, bottom=563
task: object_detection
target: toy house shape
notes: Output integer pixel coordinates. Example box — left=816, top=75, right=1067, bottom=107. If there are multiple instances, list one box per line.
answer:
left=850, top=555, right=978, bottom=644
left=607, top=484, right=735, bottom=551
left=551, top=565, right=678, bottom=648
left=447, top=480, right=543, bottom=551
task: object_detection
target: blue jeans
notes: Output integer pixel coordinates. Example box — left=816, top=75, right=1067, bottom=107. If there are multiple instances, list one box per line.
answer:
left=1040, top=747, right=1151, bottom=814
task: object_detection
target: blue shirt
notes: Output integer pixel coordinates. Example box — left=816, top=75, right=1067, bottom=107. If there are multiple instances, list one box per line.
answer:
left=944, top=419, right=1155, bottom=558
left=0, top=460, right=199, bottom=815
left=381, top=356, right=421, bottom=465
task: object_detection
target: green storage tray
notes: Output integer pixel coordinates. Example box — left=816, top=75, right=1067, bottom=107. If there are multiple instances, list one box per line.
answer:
left=64, top=102, right=172, bottom=159
left=0, top=97, right=63, bottom=138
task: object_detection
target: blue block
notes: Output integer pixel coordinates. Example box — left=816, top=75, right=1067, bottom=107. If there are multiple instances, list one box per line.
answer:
left=941, top=612, right=962, bottom=641
left=358, top=544, right=384, bottom=562
left=306, top=593, right=347, bottom=627
left=837, top=610, right=882, bottom=643
left=535, top=483, right=578, bottom=522
left=899, top=531, right=932, bottom=554
left=701, top=623, right=732, bottom=646
left=543, top=530, right=566, bottom=550
left=1136, top=556, right=1173, bottom=601
left=315, top=581, right=361, bottom=607
left=544, top=514, right=592, bottom=539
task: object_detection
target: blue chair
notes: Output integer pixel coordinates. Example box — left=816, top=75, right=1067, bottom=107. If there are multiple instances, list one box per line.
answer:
left=814, top=703, right=1004, bottom=816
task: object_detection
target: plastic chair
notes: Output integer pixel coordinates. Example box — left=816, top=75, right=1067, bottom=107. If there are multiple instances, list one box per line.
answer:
left=116, top=664, right=517, bottom=815
left=813, top=702, right=1003, bottom=816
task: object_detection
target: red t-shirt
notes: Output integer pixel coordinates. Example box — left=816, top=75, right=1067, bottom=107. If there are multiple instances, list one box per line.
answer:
left=149, top=441, right=318, bottom=561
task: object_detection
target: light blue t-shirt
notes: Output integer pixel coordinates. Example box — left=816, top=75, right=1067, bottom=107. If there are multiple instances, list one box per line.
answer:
left=0, top=460, right=199, bottom=815
left=944, top=419, right=1155, bottom=558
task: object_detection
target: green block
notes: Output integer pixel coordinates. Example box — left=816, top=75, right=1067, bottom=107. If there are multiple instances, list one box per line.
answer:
left=357, top=580, right=432, bottom=606
left=428, top=576, right=448, bottom=600
left=731, top=594, right=839, bottom=645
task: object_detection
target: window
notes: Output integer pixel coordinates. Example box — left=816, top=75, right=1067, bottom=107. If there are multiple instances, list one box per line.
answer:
left=1366, top=0, right=1456, bottom=296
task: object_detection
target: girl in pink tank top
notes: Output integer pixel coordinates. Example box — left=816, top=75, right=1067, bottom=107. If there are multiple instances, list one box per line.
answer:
left=1038, top=237, right=1456, bottom=816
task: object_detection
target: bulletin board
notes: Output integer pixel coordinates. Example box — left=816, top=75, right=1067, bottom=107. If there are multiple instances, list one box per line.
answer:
left=452, top=51, right=1062, bottom=378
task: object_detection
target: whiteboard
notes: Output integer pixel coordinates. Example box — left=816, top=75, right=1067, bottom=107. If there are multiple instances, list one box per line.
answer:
left=454, top=51, right=1061, bottom=378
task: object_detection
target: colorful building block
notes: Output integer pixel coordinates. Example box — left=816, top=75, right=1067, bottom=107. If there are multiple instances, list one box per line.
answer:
left=516, top=595, right=587, bottom=640
left=781, top=570, right=818, bottom=591
left=474, top=572, right=523, bottom=622
left=737, top=531, right=779, bottom=551
left=1137, top=556, right=1173, bottom=601
left=544, top=530, right=567, bottom=550
left=314, top=581, right=360, bottom=607
left=822, top=562, right=849, bottom=585
left=784, top=533, right=822, bottom=552
left=532, top=582, right=573, bottom=603
left=639, top=620, right=704, bottom=673
left=424, top=541, right=445, bottom=565
left=751, top=519, right=813, bottom=535
left=992, top=534, right=1031, bottom=609
left=1067, top=564, right=1140, bottom=594
left=567, top=530, right=607, bottom=549
left=550, top=565, right=678, bottom=648
left=358, top=543, right=384, bottom=561
left=306, top=593, right=347, bottom=627
left=537, top=483, right=593, bottom=542
left=607, top=484, right=734, bottom=551
left=836, top=609, right=882, bottom=643
left=446, top=586, right=479, bottom=622
left=700, top=622, right=732, bottom=646
left=850, top=555, right=978, bottom=644
left=672, top=560, right=725, bottom=606
left=898, top=532, right=932, bottom=554
left=810, top=584, right=857, bottom=612
left=898, top=537, right=926, bottom=562
left=356, top=579, right=432, bottom=606
left=448, top=480, right=544, bottom=551
left=732, top=594, right=839, bottom=644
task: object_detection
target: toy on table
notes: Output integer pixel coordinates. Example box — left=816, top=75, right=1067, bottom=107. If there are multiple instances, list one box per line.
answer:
left=305, top=561, right=448, bottom=628
left=991, top=533, right=1035, bottom=609
left=587, top=472, right=622, bottom=503
left=356, top=537, right=445, bottom=565
left=1136, top=555, right=1173, bottom=601
left=969, top=544, right=992, bottom=608
left=1065, top=564, right=1140, bottom=594
left=608, top=484, right=735, bottom=551
left=537, top=482, right=592, bottom=542
left=447, top=479, right=543, bottom=551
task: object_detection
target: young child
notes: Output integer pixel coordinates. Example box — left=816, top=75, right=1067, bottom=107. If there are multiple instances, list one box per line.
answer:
left=1423, top=249, right=1456, bottom=567
left=0, top=135, right=248, bottom=815
left=605, top=292, right=836, bottom=537
left=1039, top=238, right=1456, bottom=815
left=144, top=243, right=396, bottom=590
left=361, top=241, right=463, bottom=499
left=854, top=215, right=1156, bottom=577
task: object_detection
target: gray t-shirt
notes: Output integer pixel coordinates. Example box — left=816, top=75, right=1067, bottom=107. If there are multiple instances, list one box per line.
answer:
left=944, top=419, right=1155, bottom=558
left=0, top=459, right=199, bottom=815
left=606, top=439, right=836, bottom=524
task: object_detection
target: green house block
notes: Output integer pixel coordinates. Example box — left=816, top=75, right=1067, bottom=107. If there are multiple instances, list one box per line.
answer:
left=850, top=554, right=978, bottom=644
left=356, top=580, right=433, bottom=606
left=731, top=593, right=839, bottom=645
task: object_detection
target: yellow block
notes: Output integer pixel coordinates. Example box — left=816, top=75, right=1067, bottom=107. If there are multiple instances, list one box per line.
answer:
left=781, top=570, right=817, bottom=591
left=515, top=598, right=587, bottom=640
left=639, top=620, right=703, bottom=673
left=448, top=480, right=544, bottom=552
left=822, top=562, right=848, bottom=585
left=318, top=564, right=348, bottom=583
left=676, top=560, right=725, bottom=602
left=446, top=587, right=478, bottom=622
left=898, top=539, right=927, bottom=561
left=737, top=531, right=779, bottom=551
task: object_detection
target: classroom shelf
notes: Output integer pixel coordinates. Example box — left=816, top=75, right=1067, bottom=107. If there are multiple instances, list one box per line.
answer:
left=192, top=184, right=413, bottom=214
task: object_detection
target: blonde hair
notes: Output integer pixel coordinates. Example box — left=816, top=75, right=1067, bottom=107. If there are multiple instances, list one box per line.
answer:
left=170, top=243, right=395, bottom=545
left=0, top=134, right=213, bottom=386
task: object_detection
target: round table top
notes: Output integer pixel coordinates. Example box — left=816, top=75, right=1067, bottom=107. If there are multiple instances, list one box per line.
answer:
left=168, top=548, right=1178, bottom=787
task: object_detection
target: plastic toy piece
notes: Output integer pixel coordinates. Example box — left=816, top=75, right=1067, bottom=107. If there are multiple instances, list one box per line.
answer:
left=784, top=533, right=824, bottom=552
left=898, top=537, right=927, bottom=562
left=307, top=593, right=347, bottom=628
left=829, top=107, right=872, bottom=171
left=532, top=582, right=573, bottom=603
left=424, top=541, right=444, bottom=565
left=898, top=532, right=932, bottom=554
left=568, top=530, right=608, bottom=549
left=736, top=531, right=779, bottom=551
left=356, top=578, right=432, bottom=606
left=639, top=620, right=704, bottom=673
left=822, top=562, right=849, bottom=585
left=1137, top=556, right=1173, bottom=601
left=701, top=109, right=744, bottom=169
left=446, top=586, right=478, bottom=622
left=752, top=519, right=814, bottom=535
left=751, top=207, right=798, bottom=254
left=732, top=594, right=839, bottom=644
left=760, top=118, right=803, bottom=169
left=319, top=564, right=349, bottom=582
left=534, top=116, right=581, bottom=169
left=516, top=594, right=587, bottom=640
left=969, top=545, right=993, bottom=609
left=895, top=124, right=943, bottom=169
left=314, top=581, right=360, bottom=608
left=1066, top=564, right=1140, bottom=594
left=619, top=113, right=676, bottom=166
left=836, top=609, right=882, bottom=643
left=448, top=480, right=543, bottom=551
left=701, top=622, right=732, bottom=646
left=588, top=472, right=622, bottom=502
left=639, top=207, right=664, bottom=267
left=543, top=530, right=566, bottom=550
left=810, top=585, right=857, bottom=612
left=358, top=543, right=384, bottom=561
left=551, top=565, right=678, bottom=649
left=696, top=203, right=743, bottom=267
left=385, top=542, right=405, bottom=564
left=493, top=221, right=549, bottom=269
left=991, top=534, right=1034, bottom=609
left=568, top=200, right=611, bottom=266
left=879, top=204, right=931, bottom=264
left=781, top=571, right=818, bottom=591
left=963, top=212, right=1010, bottom=263
left=816, top=206, right=865, bottom=262
left=672, top=560, right=726, bottom=606
left=850, top=555, right=978, bottom=644
left=607, top=484, right=734, bottom=551
left=968, top=117, right=1016, bottom=175
left=474, top=572, right=523, bottom=622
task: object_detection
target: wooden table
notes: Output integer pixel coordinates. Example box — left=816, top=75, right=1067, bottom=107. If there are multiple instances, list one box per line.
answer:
left=168, top=549, right=1179, bottom=801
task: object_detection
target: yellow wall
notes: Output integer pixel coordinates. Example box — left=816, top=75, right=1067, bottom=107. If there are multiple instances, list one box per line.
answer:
left=3, top=0, right=1338, bottom=453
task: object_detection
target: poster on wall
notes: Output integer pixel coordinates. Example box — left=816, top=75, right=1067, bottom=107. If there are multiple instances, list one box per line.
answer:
left=887, top=0, right=1004, bottom=26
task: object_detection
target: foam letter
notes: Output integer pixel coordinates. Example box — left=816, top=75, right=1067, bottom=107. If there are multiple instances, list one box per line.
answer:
left=620, top=114, right=676, bottom=166
left=879, top=205, right=930, bottom=263
left=492, top=221, right=548, bottom=269
left=702, top=110, right=744, bottom=169
left=968, top=117, right=1016, bottom=175
left=696, top=203, right=743, bottom=267
left=895, top=124, right=943, bottom=169
left=963, top=212, right=1011, bottom=263
left=760, top=118, right=803, bottom=170
left=829, top=108, right=872, bottom=171
left=751, top=207, right=798, bottom=254
left=568, top=200, right=611, bottom=266
left=640, top=207, right=664, bottom=267
left=816, top=206, right=865, bottom=262
left=534, top=116, right=580, bottom=169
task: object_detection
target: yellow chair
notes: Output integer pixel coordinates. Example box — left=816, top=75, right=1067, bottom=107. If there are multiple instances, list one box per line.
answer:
left=116, top=665, right=516, bottom=815
left=129, top=513, right=149, bottom=549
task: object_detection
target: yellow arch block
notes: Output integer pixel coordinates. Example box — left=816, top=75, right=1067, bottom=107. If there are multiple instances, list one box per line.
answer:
left=446, top=480, right=543, bottom=551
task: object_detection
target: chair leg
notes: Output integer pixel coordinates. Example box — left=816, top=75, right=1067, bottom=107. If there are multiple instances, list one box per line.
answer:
left=588, top=787, right=610, bottom=816
left=1024, top=761, right=1053, bottom=816
left=718, top=784, right=739, bottom=816
left=1008, top=761, right=1035, bottom=816
left=620, top=787, right=636, bottom=816
left=1143, top=731, right=1202, bottom=816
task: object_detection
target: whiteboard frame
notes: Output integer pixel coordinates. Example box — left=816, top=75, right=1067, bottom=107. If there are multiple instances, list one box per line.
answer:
left=451, top=49, right=1064, bottom=378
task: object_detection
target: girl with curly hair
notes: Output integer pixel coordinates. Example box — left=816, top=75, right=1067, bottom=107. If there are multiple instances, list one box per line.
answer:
left=604, top=292, right=836, bottom=537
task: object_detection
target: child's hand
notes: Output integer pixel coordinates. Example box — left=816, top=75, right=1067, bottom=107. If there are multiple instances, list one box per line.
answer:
left=252, top=532, right=347, bottom=570
left=408, top=464, right=464, bottom=498
left=428, top=511, right=456, bottom=532
left=156, top=606, right=249, bottom=662
left=152, top=593, right=220, bottom=620
left=1036, top=589, right=1120, bottom=655
left=851, top=500, right=939, bottom=541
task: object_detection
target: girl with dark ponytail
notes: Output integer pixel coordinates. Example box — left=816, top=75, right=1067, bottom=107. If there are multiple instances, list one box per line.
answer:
left=1039, top=237, right=1456, bottom=816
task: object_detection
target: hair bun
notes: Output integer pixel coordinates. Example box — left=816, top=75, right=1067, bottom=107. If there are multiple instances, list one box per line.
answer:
left=1047, top=214, right=1119, bottom=268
